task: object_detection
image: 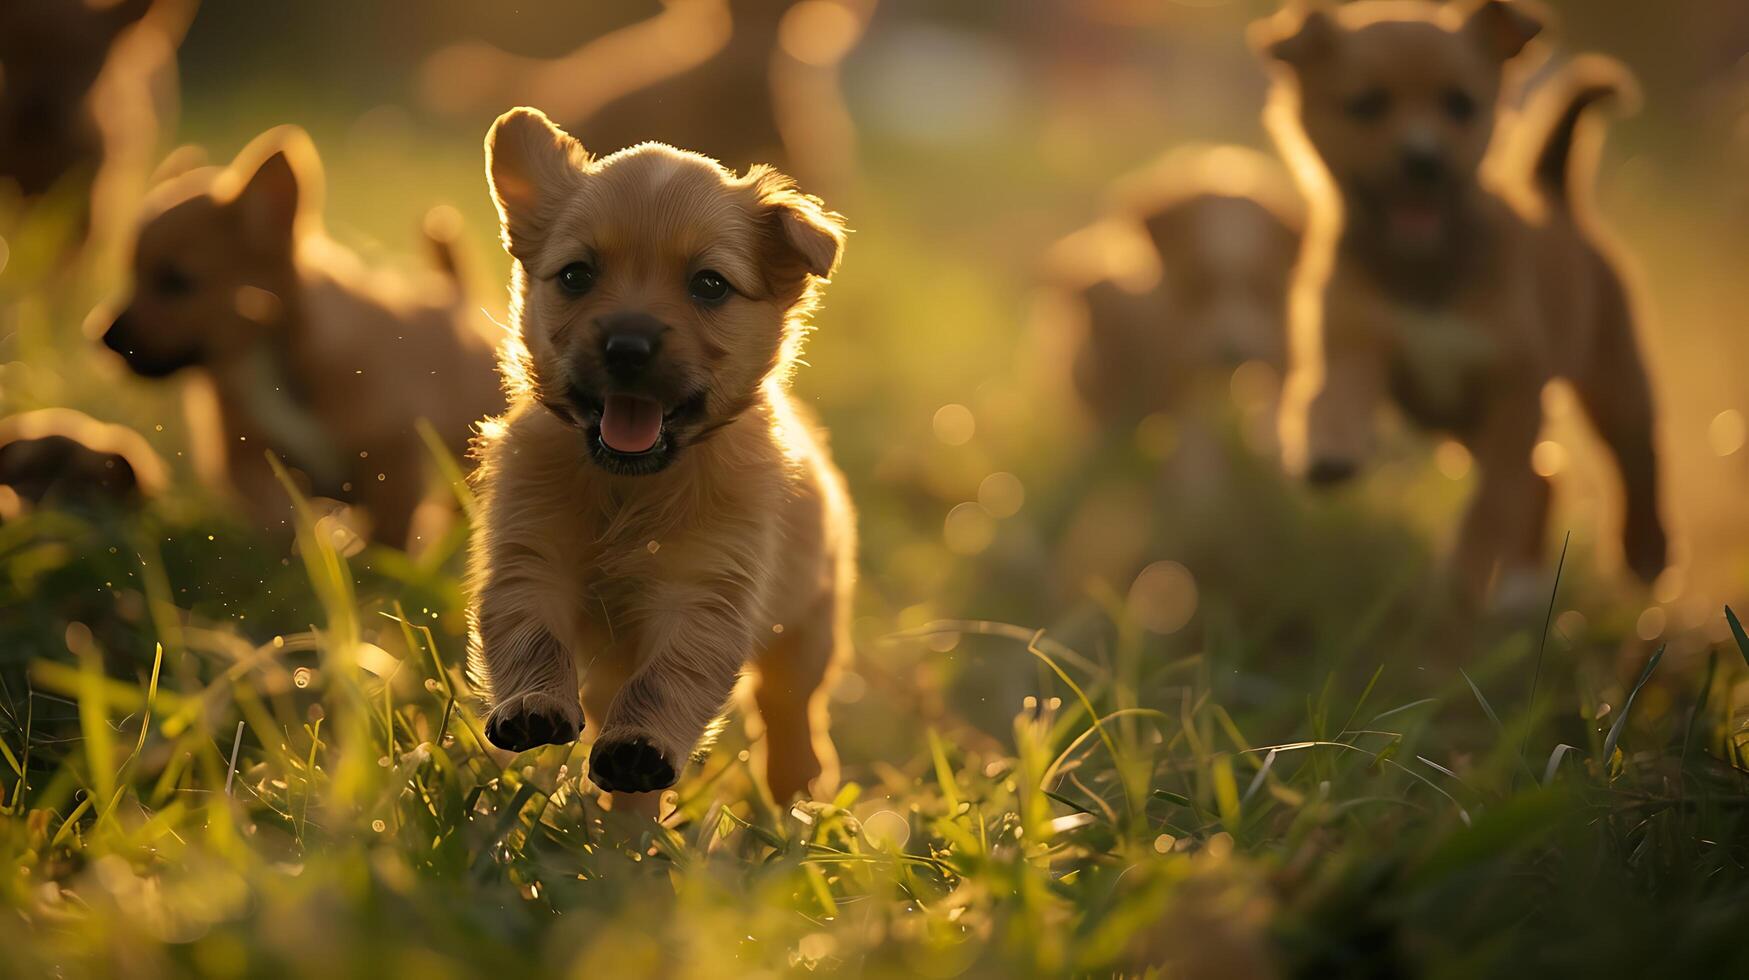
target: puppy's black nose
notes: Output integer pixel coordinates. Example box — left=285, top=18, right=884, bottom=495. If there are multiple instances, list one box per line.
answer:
left=101, top=315, right=133, bottom=353
left=1401, top=148, right=1446, bottom=185
left=598, top=313, right=665, bottom=377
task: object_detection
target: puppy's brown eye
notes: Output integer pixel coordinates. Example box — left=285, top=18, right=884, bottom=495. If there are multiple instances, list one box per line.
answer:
left=1444, top=89, right=1478, bottom=123
left=153, top=266, right=194, bottom=297
left=557, top=262, right=596, bottom=296
left=689, top=270, right=731, bottom=305
left=1345, top=88, right=1390, bottom=123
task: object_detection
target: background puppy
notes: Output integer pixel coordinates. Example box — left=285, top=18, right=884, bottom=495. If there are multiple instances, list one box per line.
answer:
left=1254, top=0, right=1664, bottom=603
left=1046, top=146, right=1302, bottom=429
left=98, top=127, right=503, bottom=548
left=0, top=408, right=166, bottom=520
left=469, top=107, right=854, bottom=807
left=418, top=0, right=874, bottom=194
left=0, top=0, right=192, bottom=238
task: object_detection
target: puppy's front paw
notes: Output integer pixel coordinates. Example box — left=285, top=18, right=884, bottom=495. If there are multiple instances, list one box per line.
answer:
left=589, top=735, right=677, bottom=793
left=485, top=692, right=584, bottom=753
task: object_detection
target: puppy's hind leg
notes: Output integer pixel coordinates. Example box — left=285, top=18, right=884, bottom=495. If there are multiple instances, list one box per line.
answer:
left=752, top=597, right=847, bottom=804
left=1573, top=276, right=1666, bottom=583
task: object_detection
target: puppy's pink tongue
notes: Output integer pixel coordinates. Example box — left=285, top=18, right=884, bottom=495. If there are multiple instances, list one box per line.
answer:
left=600, top=394, right=662, bottom=453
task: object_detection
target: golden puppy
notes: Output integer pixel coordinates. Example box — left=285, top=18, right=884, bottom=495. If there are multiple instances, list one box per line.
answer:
left=418, top=0, right=873, bottom=193
left=1254, top=0, right=1664, bottom=602
left=99, top=128, right=502, bottom=548
left=468, top=108, right=855, bottom=806
left=1048, top=147, right=1302, bottom=427
left=0, top=408, right=166, bottom=520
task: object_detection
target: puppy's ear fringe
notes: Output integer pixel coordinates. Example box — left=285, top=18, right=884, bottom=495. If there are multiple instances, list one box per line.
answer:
left=1248, top=2, right=1337, bottom=69
left=484, top=107, right=589, bottom=257
left=221, top=125, right=323, bottom=242
left=751, top=166, right=846, bottom=281
left=1459, top=0, right=1550, bottom=63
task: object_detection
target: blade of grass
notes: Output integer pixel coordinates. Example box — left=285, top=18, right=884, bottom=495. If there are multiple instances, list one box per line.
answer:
left=1601, top=644, right=1666, bottom=767
left=1726, top=606, right=1749, bottom=667
left=1517, top=532, right=1569, bottom=788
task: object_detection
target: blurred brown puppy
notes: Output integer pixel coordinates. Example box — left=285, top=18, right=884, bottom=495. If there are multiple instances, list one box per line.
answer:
left=469, top=107, right=854, bottom=807
left=99, top=127, right=502, bottom=548
left=1254, top=0, right=1664, bottom=602
left=0, top=408, right=166, bottom=520
left=0, top=0, right=190, bottom=230
left=1047, top=146, right=1302, bottom=427
left=419, top=0, right=872, bottom=193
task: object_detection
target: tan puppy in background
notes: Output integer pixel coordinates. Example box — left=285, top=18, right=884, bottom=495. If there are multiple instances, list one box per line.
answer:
left=469, top=108, right=855, bottom=805
left=1047, top=146, right=1302, bottom=427
left=99, top=128, right=502, bottom=548
left=1254, top=0, right=1665, bottom=602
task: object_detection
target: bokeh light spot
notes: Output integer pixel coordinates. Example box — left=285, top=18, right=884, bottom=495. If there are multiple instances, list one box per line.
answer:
left=1435, top=440, right=1472, bottom=480
left=1531, top=440, right=1566, bottom=477
left=1709, top=409, right=1745, bottom=456
left=977, top=471, right=1025, bottom=518
left=1127, top=561, right=1199, bottom=634
left=933, top=404, right=976, bottom=446
left=944, top=502, right=995, bottom=555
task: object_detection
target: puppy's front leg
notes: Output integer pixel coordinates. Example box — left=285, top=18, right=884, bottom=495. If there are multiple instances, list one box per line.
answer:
left=589, top=583, right=753, bottom=794
left=473, top=575, right=585, bottom=753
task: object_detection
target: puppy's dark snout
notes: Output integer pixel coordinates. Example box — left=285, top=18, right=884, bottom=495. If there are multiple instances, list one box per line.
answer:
left=598, top=312, right=666, bottom=378
left=1401, top=147, right=1446, bottom=185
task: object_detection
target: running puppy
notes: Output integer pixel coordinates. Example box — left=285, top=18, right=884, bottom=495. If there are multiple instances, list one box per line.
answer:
left=470, top=108, right=855, bottom=805
left=1254, top=0, right=1665, bottom=601
left=99, top=127, right=502, bottom=548
left=1049, top=146, right=1302, bottom=426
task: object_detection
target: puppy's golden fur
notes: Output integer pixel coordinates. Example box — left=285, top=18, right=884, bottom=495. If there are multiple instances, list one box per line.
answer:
left=1046, top=146, right=1302, bottom=427
left=0, top=408, right=166, bottom=519
left=469, top=108, right=855, bottom=806
left=98, top=128, right=502, bottom=548
left=1254, top=0, right=1665, bottom=601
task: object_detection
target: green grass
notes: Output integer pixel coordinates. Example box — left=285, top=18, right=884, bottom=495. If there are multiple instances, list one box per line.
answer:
left=8, top=21, right=1749, bottom=971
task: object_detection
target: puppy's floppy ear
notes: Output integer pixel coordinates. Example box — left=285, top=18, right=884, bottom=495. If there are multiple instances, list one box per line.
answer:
left=1249, top=3, right=1338, bottom=70
left=485, top=107, right=588, bottom=260
left=1460, top=0, right=1545, bottom=62
left=751, top=167, right=845, bottom=283
left=225, top=125, right=323, bottom=252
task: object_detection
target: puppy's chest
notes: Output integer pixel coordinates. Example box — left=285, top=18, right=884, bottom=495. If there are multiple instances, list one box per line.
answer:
left=1387, top=307, right=1498, bottom=432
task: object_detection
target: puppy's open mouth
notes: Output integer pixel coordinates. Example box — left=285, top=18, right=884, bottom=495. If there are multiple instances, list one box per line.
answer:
left=599, top=393, right=664, bottom=455
left=555, top=387, right=709, bottom=475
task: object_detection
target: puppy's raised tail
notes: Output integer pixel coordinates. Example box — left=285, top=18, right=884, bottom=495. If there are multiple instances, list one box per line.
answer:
left=422, top=204, right=466, bottom=284
left=1529, top=55, right=1641, bottom=211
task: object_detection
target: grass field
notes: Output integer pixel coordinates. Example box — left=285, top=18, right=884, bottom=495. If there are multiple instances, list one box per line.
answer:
left=7, top=1, right=1749, bottom=976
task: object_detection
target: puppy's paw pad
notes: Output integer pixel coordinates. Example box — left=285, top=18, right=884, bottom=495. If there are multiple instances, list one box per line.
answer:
left=589, top=736, right=676, bottom=793
left=485, top=694, right=583, bottom=753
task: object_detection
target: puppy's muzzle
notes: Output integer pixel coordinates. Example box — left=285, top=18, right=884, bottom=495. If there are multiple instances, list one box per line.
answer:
left=599, top=312, right=667, bottom=381
left=101, top=311, right=199, bottom=378
left=1400, top=146, right=1448, bottom=186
